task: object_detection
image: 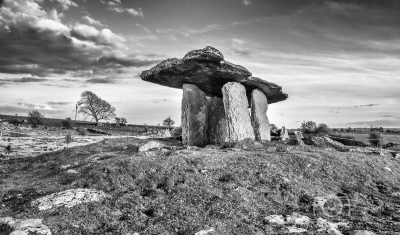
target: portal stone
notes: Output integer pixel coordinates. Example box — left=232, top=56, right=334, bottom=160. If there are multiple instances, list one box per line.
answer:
left=222, top=82, right=255, bottom=143
left=182, top=84, right=208, bottom=146
left=207, top=97, right=227, bottom=144
left=250, top=89, right=271, bottom=141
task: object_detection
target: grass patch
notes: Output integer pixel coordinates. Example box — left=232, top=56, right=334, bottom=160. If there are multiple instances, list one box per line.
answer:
left=329, top=133, right=368, bottom=146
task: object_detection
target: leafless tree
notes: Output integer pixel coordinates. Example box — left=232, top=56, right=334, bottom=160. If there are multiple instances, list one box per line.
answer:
left=77, top=91, right=116, bottom=125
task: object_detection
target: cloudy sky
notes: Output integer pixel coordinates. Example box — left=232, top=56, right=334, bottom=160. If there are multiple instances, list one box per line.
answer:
left=0, top=0, right=399, bottom=128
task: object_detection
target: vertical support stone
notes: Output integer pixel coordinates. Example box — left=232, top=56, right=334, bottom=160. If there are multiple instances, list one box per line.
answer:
left=250, top=89, right=271, bottom=141
left=207, top=97, right=227, bottom=144
left=222, top=82, right=255, bottom=142
left=181, top=84, right=208, bottom=147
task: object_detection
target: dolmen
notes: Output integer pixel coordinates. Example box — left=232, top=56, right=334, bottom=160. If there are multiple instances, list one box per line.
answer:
left=141, top=46, right=288, bottom=147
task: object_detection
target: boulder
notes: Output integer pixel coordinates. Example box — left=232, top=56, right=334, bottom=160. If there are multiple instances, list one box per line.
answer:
left=316, top=218, right=347, bottom=235
left=182, top=84, right=209, bottom=146
left=286, top=212, right=311, bottom=227
left=293, top=131, right=304, bottom=145
left=195, top=228, right=216, bottom=235
left=207, top=97, right=227, bottom=144
left=0, top=217, right=51, bottom=235
left=349, top=231, right=377, bottom=235
left=265, top=215, right=285, bottom=225
left=280, top=126, right=289, bottom=141
left=138, top=141, right=165, bottom=152
left=311, top=137, right=349, bottom=152
left=250, top=89, right=271, bottom=141
left=222, top=82, right=255, bottom=142
left=31, top=188, right=108, bottom=211
left=141, top=46, right=288, bottom=105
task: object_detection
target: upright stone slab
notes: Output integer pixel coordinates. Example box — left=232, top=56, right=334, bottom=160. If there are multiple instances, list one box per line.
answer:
left=293, top=131, right=304, bottom=145
left=182, top=84, right=208, bottom=146
left=207, top=97, right=227, bottom=144
left=280, top=126, right=289, bottom=141
left=222, top=82, right=255, bottom=142
left=250, top=89, right=271, bottom=141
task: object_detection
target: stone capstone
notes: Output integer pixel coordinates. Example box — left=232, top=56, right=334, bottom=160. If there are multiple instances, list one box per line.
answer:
left=182, top=84, right=209, bottom=146
left=222, top=82, right=255, bottom=142
left=141, top=46, right=288, bottom=105
left=207, top=97, right=227, bottom=144
left=31, top=188, right=108, bottom=211
left=250, top=89, right=270, bottom=141
left=0, top=217, right=51, bottom=235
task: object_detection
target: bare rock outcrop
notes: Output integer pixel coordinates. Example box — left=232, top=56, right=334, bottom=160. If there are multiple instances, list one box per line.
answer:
left=31, top=188, right=108, bottom=211
left=0, top=217, right=51, bottom=235
left=222, top=82, right=255, bottom=142
left=311, top=136, right=349, bottom=152
left=182, top=84, right=209, bottom=146
left=250, top=89, right=270, bottom=141
left=207, top=97, right=227, bottom=144
left=139, top=141, right=165, bottom=152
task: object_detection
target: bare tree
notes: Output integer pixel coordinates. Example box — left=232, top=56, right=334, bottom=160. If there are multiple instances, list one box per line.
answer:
left=77, top=91, right=116, bottom=125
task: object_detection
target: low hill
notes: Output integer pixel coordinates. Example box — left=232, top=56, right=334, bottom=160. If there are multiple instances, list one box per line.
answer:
left=1, top=138, right=400, bottom=234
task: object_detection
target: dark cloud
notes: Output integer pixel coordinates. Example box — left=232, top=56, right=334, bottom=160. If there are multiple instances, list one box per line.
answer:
left=0, top=77, right=48, bottom=85
left=0, top=0, right=155, bottom=77
left=47, top=101, right=72, bottom=106
left=151, top=99, right=170, bottom=103
left=85, top=77, right=120, bottom=84
left=347, top=119, right=400, bottom=127
left=0, top=105, right=64, bottom=115
left=355, top=104, right=379, bottom=108
left=41, top=84, right=72, bottom=88
left=97, top=56, right=159, bottom=67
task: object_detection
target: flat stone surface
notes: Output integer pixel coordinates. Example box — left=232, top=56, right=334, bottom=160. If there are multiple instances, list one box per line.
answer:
left=182, top=84, right=209, bottom=147
left=141, top=46, right=288, bottom=104
left=0, top=217, right=51, bottom=235
left=31, top=188, right=108, bottom=211
left=207, top=97, right=227, bottom=144
left=250, top=89, right=270, bottom=141
left=222, top=82, right=255, bottom=142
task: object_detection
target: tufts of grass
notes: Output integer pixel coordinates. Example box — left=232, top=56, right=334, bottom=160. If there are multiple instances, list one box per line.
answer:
left=369, top=132, right=383, bottom=148
left=329, top=133, right=368, bottom=146
left=0, top=222, right=13, bottom=235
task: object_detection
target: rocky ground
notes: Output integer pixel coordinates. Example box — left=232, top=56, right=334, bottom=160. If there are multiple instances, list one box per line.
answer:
left=1, top=136, right=400, bottom=234
left=0, top=122, right=162, bottom=158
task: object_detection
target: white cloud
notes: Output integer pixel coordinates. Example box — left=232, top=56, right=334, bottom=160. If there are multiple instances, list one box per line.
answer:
left=136, top=23, right=150, bottom=33
left=242, top=0, right=251, bottom=6
left=231, top=38, right=255, bottom=56
left=50, top=0, right=79, bottom=10
left=82, top=15, right=106, bottom=28
left=126, top=8, right=143, bottom=18
left=101, top=0, right=144, bottom=18
left=0, top=0, right=155, bottom=77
